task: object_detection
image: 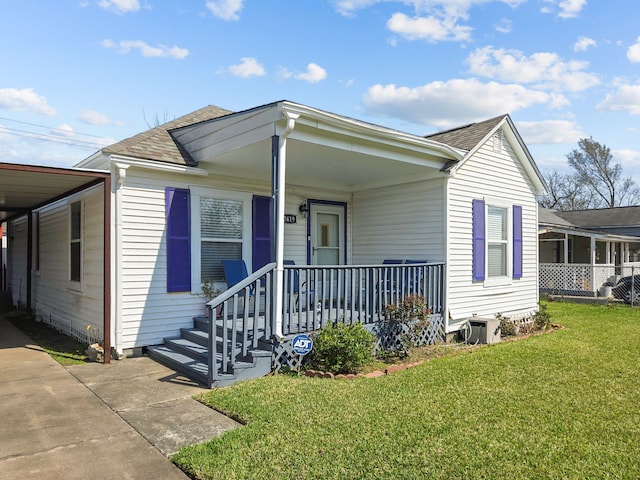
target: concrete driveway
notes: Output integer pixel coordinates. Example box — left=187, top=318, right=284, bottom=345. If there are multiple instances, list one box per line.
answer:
left=0, top=314, right=239, bottom=480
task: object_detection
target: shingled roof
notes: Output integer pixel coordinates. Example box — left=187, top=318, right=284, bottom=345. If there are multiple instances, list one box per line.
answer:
left=425, top=115, right=507, bottom=152
left=556, top=206, right=640, bottom=228
left=102, top=105, right=232, bottom=166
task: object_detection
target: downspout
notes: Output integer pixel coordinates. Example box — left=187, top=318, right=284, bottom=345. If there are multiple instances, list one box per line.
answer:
left=103, top=175, right=112, bottom=364
left=273, top=111, right=299, bottom=340
left=112, top=162, right=128, bottom=357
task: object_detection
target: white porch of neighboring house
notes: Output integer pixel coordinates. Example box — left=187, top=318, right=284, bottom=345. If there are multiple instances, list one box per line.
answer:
left=539, top=226, right=640, bottom=296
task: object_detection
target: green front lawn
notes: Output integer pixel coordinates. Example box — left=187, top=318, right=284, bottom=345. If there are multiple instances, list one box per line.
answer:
left=174, top=302, right=640, bottom=479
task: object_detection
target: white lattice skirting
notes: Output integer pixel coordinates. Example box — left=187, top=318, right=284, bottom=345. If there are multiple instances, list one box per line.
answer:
left=273, top=315, right=445, bottom=372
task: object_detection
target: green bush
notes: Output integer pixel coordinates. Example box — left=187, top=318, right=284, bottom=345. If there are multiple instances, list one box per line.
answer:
left=309, top=322, right=376, bottom=374
left=534, top=303, right=552, bottom=331
left=383, top=295, right=431, bottom=357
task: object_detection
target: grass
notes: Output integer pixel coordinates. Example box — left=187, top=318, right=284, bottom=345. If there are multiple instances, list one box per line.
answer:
left=173, top=302, right=640, bottom=480
left=4, top=310, right=89, bottom=365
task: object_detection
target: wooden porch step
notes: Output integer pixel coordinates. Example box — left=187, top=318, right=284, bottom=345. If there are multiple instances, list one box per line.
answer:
left=165, top=337, right=209, bottom=361
left=146, top=345, right=212, bottom=386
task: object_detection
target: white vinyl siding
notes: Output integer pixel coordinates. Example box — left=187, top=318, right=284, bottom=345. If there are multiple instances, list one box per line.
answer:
left=447, top=133, right=539, bottom=324
left=352, top=178, right=446, bottom=264
left=31, top=186, right=104, bottom=343
left=115, top=168, right=348, bottom=350
left=8, top=217, right=28, bottom=307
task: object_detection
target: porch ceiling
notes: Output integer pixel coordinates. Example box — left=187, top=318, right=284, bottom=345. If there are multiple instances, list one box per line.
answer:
left=198, top=137, right=450, bottom=192
left=0, top=162, right=109, bottom=223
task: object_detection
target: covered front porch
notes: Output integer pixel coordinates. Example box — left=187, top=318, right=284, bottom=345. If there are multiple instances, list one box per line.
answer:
left=148, top=102, right=457, bottom=386
left=539, top=228, right=640, bottom=297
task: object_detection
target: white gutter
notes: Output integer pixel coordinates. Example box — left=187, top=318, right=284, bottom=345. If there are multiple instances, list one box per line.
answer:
left=273, top=111, right=299, bottom=341
left=109, top=154, right=209, bottom=177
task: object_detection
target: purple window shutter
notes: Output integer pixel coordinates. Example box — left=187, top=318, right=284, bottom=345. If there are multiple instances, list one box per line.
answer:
left=165, top=188, right=191, bottom=292
left=252, top=195, right=273, bottom=272
left=513, top=205, right=523, bottom=279
left=472, top=199, right=486, bottom=281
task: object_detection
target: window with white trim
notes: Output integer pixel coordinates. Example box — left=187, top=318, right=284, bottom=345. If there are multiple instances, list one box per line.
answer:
left=69, top=201, right=82, bottom=283
left=487, top=206, right=507, bottom=277
left=191, top=188, right=252, bottom=289
left=473, top=199, right=522, bottom=285
left=200, top=197, right=243, bottom=282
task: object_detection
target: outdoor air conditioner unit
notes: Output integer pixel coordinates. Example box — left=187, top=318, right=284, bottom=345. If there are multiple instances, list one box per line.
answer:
left=468, top=317, right=501, bottom=344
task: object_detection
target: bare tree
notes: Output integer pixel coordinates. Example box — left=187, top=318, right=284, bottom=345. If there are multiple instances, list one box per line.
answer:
left=539, top=170, right=595, bottom=210
left=567, top=137, right=639, bottom=208
left=540, top=138, right=640, bottom=210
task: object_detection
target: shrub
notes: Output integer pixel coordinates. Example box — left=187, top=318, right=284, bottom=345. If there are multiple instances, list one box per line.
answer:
left=499, top=314, right=519, bottom=337
left=309, top=322, right=376, bottom=374
left=534, top=303, right=552, bottom=331
left=383, top=295, right=431, bottom=357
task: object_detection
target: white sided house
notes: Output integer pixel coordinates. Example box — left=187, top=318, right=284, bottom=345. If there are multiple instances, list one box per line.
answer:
left=4, top=101, right=546, bottom=386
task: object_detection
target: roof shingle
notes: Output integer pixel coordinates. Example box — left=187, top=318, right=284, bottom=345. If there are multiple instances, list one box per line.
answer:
left=102, top=105, right=232, bottom=166
left=425, top=115, right=507, bottom=152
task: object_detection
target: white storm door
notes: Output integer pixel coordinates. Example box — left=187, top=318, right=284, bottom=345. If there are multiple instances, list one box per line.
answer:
left=310, top=204, right=345, bottom=266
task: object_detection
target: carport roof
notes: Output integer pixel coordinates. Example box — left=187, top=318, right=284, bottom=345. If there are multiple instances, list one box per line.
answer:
left=0, top=162, right=109, bottom=223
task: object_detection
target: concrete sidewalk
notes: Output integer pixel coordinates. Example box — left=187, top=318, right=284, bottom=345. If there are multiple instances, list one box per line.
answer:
left=0, top=314, right=239, bottom=480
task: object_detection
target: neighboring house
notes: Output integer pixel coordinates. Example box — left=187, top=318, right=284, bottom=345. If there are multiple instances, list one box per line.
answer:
left=539, top=206, right=640, bottom=296
left=4, top=101, right=546, bottom=386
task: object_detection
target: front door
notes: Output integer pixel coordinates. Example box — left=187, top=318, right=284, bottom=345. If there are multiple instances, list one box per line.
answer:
left=309, top=202, right=345, bottom=266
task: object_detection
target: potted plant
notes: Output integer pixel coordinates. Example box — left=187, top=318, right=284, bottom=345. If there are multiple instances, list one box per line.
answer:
left=200, top=279, right=222, bottom=319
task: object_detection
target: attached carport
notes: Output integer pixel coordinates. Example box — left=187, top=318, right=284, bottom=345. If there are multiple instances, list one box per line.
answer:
left=0, top=162, right=112, bottom=362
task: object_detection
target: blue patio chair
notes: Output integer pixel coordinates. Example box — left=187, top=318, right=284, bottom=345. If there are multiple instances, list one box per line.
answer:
left=376, top=259, right=404, bottom=306
left=404, top=260, right=427, bottom=294
left=283, top=260, right=314, bottom=308
left=222, top=259, right=255, bottom=296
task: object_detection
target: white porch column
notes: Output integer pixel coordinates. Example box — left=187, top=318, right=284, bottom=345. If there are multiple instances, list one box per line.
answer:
left=273, top=112, right=299, bottom=340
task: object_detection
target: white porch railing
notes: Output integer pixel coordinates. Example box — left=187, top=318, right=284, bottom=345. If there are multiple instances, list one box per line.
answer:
left=539, top=263, right=616, bottom=296
left=282, top=262, right=445, bottom=334
left=206, top=262, right=446, bottom=384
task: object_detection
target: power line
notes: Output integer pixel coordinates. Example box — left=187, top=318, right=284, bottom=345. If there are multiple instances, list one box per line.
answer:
left=0, top=126, right=105, bottom=150
left=0, top=115, right=109, bottom=139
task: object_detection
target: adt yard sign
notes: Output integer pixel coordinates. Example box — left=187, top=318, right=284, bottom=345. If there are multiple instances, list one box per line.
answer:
left=292, top=334, right=313, bottom=356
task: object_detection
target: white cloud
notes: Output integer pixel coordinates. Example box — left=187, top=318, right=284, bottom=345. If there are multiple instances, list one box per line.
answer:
left=79, top=109, right=112, bottom=125
left=597, top=84, right=640, bottom=114
left=573, top=36, right=596, bottom=52
left=557, top=0, right=586, bottom=18
left=228, top=57, right=266, bottom=78
left=206, top=0, right=244, bottom=20
left=56, top=124, right=74, bottom=136
left=0, top=88, right=57, bottom=116
left=516, top=120, right=583, bottom=144
left=387, top=12, right=472, bottom=43
left=541, top=0, right=587, bottom=18
left=102, top=39, right=189, bottom=59
left=627, top=37, right=640, bottom=63
left=97, top=0, right=140, bottom=14
left=332, top=0, right=381, bottom=17
left=334, top=1, right=527, bottom=43
left=494, top=18, right=512, bottom=34
left=613, top=148, right=640, bottom=173
left=467, top=46, right=599, bottom=92
left=295, top=63, right=327, bottom=83
left=363, top=78, right=567, bottom=128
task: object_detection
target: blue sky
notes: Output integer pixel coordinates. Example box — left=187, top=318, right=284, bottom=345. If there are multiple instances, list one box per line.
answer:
left=1, top=0, right=640, bottom=185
